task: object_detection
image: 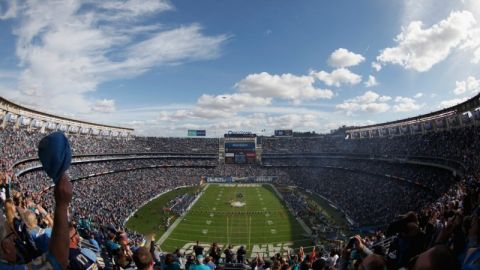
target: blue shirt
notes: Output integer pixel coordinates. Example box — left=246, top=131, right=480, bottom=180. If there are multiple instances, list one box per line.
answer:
left=188, top=263, right=210, bottom=270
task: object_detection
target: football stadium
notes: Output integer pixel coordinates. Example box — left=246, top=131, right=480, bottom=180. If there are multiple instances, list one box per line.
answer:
left=1, top=1, right=480, bottom=270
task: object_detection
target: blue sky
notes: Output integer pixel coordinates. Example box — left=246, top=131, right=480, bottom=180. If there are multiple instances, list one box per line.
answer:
left=1, top=0, right=480, bottom=136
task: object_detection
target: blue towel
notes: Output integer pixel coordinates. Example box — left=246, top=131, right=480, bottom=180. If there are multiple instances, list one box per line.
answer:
left=38, top=132, right=72, bottom=184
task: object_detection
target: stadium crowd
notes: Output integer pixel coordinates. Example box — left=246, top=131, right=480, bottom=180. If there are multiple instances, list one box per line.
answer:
left=1, top=125, right=218, bottom=161
left=1, top=119, right=480, bottom=270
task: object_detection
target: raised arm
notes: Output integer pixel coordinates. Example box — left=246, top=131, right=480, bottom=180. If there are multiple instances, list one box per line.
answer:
left=48, top=173, right=73, bottom=269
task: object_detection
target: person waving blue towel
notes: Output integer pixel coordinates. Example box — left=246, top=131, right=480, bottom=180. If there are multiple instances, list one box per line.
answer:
left=38, top=132, right=72, bottom=184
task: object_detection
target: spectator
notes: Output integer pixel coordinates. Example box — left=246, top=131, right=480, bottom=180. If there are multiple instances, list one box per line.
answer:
left=164, top=253, right=181, bottom=270
left=68, top=224, right=97, bottom=270
left=237, top=246, right=246, bottom=263
left=188, top=255, right=209, bottom=270
left=224, top=245, right=234, bottom=263
left=134, top=247, right=154, bottom=270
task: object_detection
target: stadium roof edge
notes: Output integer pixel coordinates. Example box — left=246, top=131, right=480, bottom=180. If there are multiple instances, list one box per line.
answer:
left=346, top=93, right=480, bottom=131
left=0, top=96, right=134, bottom=131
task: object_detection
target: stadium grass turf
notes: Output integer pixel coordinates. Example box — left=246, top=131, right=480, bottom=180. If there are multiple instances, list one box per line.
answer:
left=160, top=184, right=311, bottom=255
left=125, top=186, right=199, bottom=237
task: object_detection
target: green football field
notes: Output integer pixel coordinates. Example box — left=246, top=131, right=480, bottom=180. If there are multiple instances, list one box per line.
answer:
left=159, top=184, right=311, bottom=256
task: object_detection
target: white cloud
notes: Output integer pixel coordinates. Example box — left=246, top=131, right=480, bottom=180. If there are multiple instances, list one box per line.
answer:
left=236, top=72, right=333, bottom=103
left=266, top=114, right=320, bottom=129
left=393, top=96, right=423, bottom=112
left=414, top=92, right=423, bottom=98
left=365, top=75, right=379, bottom=87
left=0, top=70, right=18, bottom=79
left=126, top=24, right=227, bottom=69
left=378, top=96, right=392, bottom=102
left=0, top=0, right=17, bottom=20
left=353, top=91, right=379, bottom=103
left=97, top=0, right=173, bottom=19
left=439, top=97, right=469, bottom=108
left=336, top=91, right=391, bottom=113
left=377, top=10, right=477, bottom=72
left=157, top=93, right=272, bottom=121
left=6, top=0, right=227, bottom=115
left=328, top=48, right=365, bottom=68
left=158, top=110, right=192, bottom=121
left=91, top=99, right=116, bottom=113
left=312, top=68, right=362, bottom=87
left=197, top=93, right=271, bottom=110
left=459, top=27, right=480, bottom=61
left=371, top=62, right=382, bottom=71
left=361, top=103, right=390, bottom=113
left=453, top=76, right=480, bottom=95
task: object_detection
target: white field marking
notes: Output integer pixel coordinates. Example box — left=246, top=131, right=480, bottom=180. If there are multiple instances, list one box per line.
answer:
left=202, top=229, right=208, bottom=234
left=206, top=220, right=212, bottom=225
left=267, top=220, right=273, bottom=225
left=270, top=229, right=276, bottom=234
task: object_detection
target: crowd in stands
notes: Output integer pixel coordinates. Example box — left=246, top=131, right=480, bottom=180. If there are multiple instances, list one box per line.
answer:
left=261, top=126, right=480, bottom=172
left=15, top=158, right=217, bottom=194
left=1, top=125, right=218, bottom=162
left=1, top=118, right=480, bottom=269
left=263, top=157, right=455, bottom=194
left=282, top=167, right=435, bottom=228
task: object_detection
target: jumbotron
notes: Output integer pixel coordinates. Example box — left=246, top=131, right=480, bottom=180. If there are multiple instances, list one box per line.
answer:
left=1, top=94, right=479, bottom=270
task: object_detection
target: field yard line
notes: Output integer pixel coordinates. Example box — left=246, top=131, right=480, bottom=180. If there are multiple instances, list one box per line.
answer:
left=157, top=184, right=209, bottom=246
left=268, top=184, right=312, bottom=235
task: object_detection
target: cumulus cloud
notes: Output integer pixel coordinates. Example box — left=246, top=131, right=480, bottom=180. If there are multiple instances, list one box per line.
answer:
left=4, top=0, right=227, bottom=115
left=236, top=72, right=333, bottom=103
left=365, top=75, right=379, bottom=87
left=158, top=110, right=191, bottom=121
left=328, top=48, right=365, bottom=68
left=197, top=93, right=271, bottom=110
left=312, top=68, right=362, bottom=87
left=414, top=92, right=423, bottom=98
left=453, top=76, right=480, bottom=95
left=377, top=10, right=477, bottom=72
left=336, top=91, right=391, bottom=113
left=371, top=62, right=382, bottom=71
left=439, top=97, right=469, bottom=108
left=378, top=96, right=392, bottom=102
left=393, top=96, right=423, bottom=112
left=266, top=114, right=320, bottom=129
left=157, top=93, right=272, bottom=121
left=91, top=99, right=116, bottom=113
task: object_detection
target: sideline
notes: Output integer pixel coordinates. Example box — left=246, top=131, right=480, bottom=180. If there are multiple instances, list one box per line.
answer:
left=157, top=184, right=210, bottom=246
left=123, top=185, right=189, bottom=227
left=267, top=184, right=312, bottom=235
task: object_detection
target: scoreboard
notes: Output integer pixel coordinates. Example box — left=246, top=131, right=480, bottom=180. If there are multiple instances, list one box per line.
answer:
left=224, top=132, right=256, bottom=164
left=274, top=129, right=293, bottom=137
